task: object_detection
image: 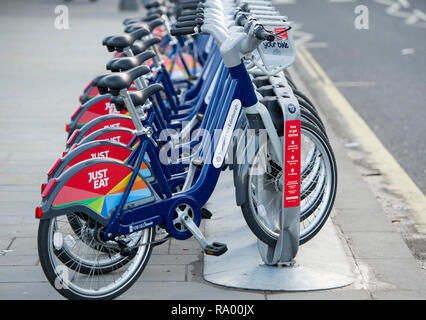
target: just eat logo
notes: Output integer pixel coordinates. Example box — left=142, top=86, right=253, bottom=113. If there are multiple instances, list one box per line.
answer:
left=88, top=168, right=109, bottom=189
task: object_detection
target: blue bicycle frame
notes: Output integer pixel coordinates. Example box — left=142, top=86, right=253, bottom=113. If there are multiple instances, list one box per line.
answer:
left=103, top=58, right=259, bottom=241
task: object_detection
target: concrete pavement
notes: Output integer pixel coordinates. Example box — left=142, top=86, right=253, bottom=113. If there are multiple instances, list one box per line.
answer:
left=0, top=0, right=424, bottom=300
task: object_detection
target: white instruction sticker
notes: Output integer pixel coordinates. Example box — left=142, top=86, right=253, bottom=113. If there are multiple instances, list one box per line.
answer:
left=213, top=99, right=242, bottom=168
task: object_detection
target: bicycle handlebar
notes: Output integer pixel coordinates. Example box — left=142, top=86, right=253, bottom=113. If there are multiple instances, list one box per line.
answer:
left=175, top=18, right=203, bottom=28
left=123, top=14, right=160, bottom=26
left=181, top=3, right=200, bottom=10
left=235, top=12, right=275, bottom=42
left=177, top=14, right=198, bottom=22
left=235, top=12, right=248, bottom=26
left=253, top=25, right=275, bottom=41
left=170, top=26, right=197, bottom=36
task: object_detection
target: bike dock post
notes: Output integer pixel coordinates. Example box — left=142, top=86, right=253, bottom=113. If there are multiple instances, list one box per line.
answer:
left=257, top=94, right=301, bottom=267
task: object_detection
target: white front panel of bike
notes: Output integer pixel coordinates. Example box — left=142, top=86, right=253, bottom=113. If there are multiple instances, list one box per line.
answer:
left=249, top=21, right=296, bottom=76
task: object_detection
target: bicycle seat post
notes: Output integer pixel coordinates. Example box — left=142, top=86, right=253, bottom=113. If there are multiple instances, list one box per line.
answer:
left=148, top=40, right=162, bottom=69
left=120, top=89, right=146, bottom=135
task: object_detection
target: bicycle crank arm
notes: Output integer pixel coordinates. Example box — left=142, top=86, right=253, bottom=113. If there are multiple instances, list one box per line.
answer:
left=179, top=211, right=228, bottom=256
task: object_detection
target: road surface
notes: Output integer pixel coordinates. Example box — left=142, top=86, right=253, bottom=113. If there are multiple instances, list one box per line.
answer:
left=275, top=0, right=426, bottom=194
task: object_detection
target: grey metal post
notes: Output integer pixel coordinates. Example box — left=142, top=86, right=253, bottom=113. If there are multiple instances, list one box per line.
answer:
left=257, top=83, right=301, bottom=266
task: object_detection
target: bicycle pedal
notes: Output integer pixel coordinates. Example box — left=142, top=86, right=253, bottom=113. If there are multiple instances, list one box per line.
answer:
left=201, top=208, right=212, bottom=219
left=204, top=242, right=228, bottom=257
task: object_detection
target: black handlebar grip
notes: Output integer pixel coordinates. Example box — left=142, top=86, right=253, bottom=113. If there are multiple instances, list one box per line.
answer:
left=123, top=14, right=160, bottom=26
left=181, top=9, right=198, bottom=16
left=176, top=21, right=197, bottom=28
left=180, top=0, right=205, bottom=4
left=170, top=26, right=196, bottom=36
left=254, top=26, right=275, bottom=42
left=240, top=3, right=250, bottom=12
left=176, top=18, right=203, bottom=28
left=233, top=7, right=248, bottom=20
left=236, top=13, right=248, bottom=27
left=144, top=1, right=161, bottom=10
left=177, top=15, right=197, bottom=22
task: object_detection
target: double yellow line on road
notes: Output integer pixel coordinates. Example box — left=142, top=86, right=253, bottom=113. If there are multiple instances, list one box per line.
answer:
left=297, top=45, right=426, bottom=234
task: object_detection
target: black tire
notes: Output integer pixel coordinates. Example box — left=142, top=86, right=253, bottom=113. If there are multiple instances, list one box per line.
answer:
left=300, top=108, right=327, bottom=136
left=293, top=89, right=315, bottom=108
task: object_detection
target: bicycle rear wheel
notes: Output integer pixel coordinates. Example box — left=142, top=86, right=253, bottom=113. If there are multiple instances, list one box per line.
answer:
left=38, top=213, right=154, bottom=300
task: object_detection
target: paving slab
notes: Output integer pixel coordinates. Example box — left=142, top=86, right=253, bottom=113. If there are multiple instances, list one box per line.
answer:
left=267, top=289, right=371, bottom=300
left=151, top=241, right=171, bottom=255
left=7, top=237, right=38, bottom=256
left=371, top=289, right=426, bottom=300
left=0, top=283, right=64, bottom=300
left=0, top=266, right=47, bottom=283
left=0, top=255, right=38, bottom=266
left=138, top=265, right=187, bottom=282
left=150, top=254, right=200, bottom=265
left=0, top=192, right=42, bottom=203
left=334, top=208, right=396, bottom=233
left=118, top=281, right=265, bottom=300
left=0, top=239, right=12, bottom=251
left=345, top=231, right=416, bottom=260
left=0, top=201, right=39, bottom=214
left=0, top=225, right=38, bottom=240
left=169, top=240, right=204, bottom=255
left=362, top=258, right=426, bottom=291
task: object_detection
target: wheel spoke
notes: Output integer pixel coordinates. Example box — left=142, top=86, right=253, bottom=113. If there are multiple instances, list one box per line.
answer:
left=41, top=213, right=154, bottom=299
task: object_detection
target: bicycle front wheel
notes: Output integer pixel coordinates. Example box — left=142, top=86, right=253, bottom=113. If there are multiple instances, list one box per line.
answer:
left=241, top=120, right=337, bottom=245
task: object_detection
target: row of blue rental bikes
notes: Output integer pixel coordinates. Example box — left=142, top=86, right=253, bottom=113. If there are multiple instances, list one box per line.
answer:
left=36, top=0, right=337, bottom=299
